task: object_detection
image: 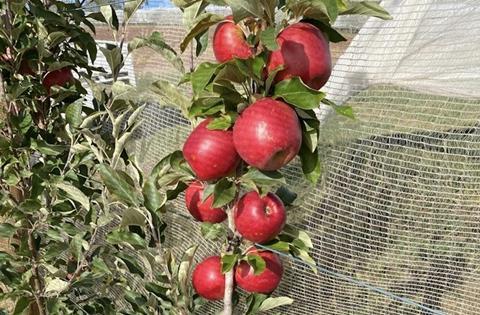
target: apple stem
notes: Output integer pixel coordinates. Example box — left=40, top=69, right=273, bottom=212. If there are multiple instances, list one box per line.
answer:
left=222, top=207, right=236, bottom=315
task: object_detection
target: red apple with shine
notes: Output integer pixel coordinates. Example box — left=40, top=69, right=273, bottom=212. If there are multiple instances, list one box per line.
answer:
left=213, top=16, right=253, bottom=63
left=233, top=98, right=301, bottom=171
left=185, top=181, right=227, bottom=223
left=267, top=22, right=332, bottom=90
left=235, top=249, right=283, bottom=294
left=183, top=118, right=240, bottom=181
left=234, top=191, right=286, bottom=244
left=42, top=67, right=74, bottom=92
left=192, top=256, right=226, bottom=300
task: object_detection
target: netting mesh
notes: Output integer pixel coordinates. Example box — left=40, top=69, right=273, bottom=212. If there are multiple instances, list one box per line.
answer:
left=90, top=1, right=480, bottom=314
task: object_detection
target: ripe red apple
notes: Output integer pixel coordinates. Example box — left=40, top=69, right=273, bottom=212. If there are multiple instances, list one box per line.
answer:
left=192, top=256, right=226, bottom=300
left=233, top=98, right=301, bottom=171
left=235, top=249, right=283, bottom=294
left=185, top=181, right=227, bottom=223
left=234, top=191, right=286, bottom=244
left=213, top=16, right=253, bottom=63
left=267, top=22, right=332, bottom=90
left=42, top=67, right=74, bottom=92
left=183, top=118, right=240, bottom=181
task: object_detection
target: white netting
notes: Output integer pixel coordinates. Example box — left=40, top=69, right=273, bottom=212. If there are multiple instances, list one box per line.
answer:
left=91, top=1, right=480, bottom=314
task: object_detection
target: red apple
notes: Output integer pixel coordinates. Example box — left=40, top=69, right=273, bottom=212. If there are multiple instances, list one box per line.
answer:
left=267, top=22, right=332, bottom=90
left=233, top=98, right=301, bottom=171
left=185, top=181, right=227, bottom=223
left=183, top=118, right=240, bottom=181
left=235, top=249, right=283, bottom=294
left=42, top=67, right=74, bottom=92
left=234, top=191, right=286, bottom=244
left=213, top=16, right=253, bottom=63
left=192, top=256, right=226, bottom=300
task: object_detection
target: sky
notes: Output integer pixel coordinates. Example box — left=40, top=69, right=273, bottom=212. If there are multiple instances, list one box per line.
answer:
left=143, top=0, right=174, bottom=9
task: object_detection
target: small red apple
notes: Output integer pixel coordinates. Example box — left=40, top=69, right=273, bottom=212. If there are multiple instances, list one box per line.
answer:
left=42, top=67, right=74, bottom=92
left=235, top=249, right=283, bottom=294
left=213, top=16, right=253, bottom=63
left=234, top=191, right=286, bottom=244
left=192, top=256, right=226, bottom=300
left=185, top=181, right=227, bottom=223
left=183, top=118, right=240, bottom=181
left=233, top=98, right=301, bottom=171
left=267, top=22, right=332, bottom=90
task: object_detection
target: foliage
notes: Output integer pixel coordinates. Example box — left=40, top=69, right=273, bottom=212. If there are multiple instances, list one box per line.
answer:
left=0, top=0, right=198, bottom=314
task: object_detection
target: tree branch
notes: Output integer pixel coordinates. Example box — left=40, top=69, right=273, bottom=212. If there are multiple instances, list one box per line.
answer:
left=222, top=207, right=236, bottom=315
left=28, top=228, right=47, bottom=315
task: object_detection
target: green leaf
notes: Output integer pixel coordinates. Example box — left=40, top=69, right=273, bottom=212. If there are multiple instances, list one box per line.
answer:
left=263, top=239, right=291, bottom=252
left=178, top=245, right=198, bottom=294
left=257, top=297, right=294, bottom=312
left=142, top=178, right=166, bottom=212
left=200, top=222, right=226, bottom=241
left=0, top=223, right=16, bottom=238
left=31, top=140, right=66, bottom=156
left=207, top=113, right=237, bottom=130
left=124, top=0, right=145, bottom=25
left=299, top=144, right=321, bottom=184
left=56, top=182, right=90, bottom=211
left=304, top=18, right=347, bottom=42
left=129, top=32, right=184, bottom=73
left=275, top=186, right=297, bottom=205
left=100, top=5, right=119, bottom=31
left=99, top=45, right=123, bottom=75
left=212, top=178, right=237, bottom=208
left=274, top=77, right=325, bottom=109
left=98, top=164, right=139, bottom=206
left=225, top=0, right=264, bottom=22
left=246, top=293, right=269, bottom=315
left=151, top=80, right=191, bottom=117
left=302, top=119, right=320, bottom=153
left=260, top=27, right=279, bottom=50
left=13, top=296, right=30, bottom=315
left=191, top=62, right=221, bottom=94
left=180, top=13, right=224, bottom=52
left=106, top=230, right=146, bottom=248
left=121, top=207, right=146, bottom=227
left=340, top=1, right=392, bottom=20
left=91, top=257, right=111, bottom=275
left=242, top=168, right=286, bottom=187
left=222, top=254, right=239, bottom=273
left=69, top=233, right=85, bottom=261
left=66, top=101, right=83, bottom=128
left=322, top=98, right=355, bottom=119
left=246, top=253, right=266, bottom=275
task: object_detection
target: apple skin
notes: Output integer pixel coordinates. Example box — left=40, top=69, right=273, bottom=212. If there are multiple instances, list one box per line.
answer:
left=234, top=191, right=286, bottom=244
left=183, top=118, right=240, bottom=181
left=233, top=98, right=302, bottom=171
left=192, top=256, right=226, bottom=301
left=185, top=181, right=227, bottom=223
left=213, top=16, right=253, bottom=63
left=235, top=249, right=283, bottom=294
left=267, top=22, right=332, bottom=90
left=42, top=67, right=74, bottom=92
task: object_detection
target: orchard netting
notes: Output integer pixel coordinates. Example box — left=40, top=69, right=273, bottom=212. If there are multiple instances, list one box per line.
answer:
left=85, top=0, right=480, bottom=314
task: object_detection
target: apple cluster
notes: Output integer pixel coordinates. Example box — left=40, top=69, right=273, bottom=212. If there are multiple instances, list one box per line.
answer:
left=182, top=16, right=331, bottom=301
left=1, top=48, right=74, bottom=93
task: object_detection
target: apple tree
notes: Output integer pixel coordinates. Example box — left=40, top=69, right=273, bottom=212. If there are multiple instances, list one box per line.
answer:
left=0, top=0, right=205, bottom=314
left=151, top=0, right=391, bottom=314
